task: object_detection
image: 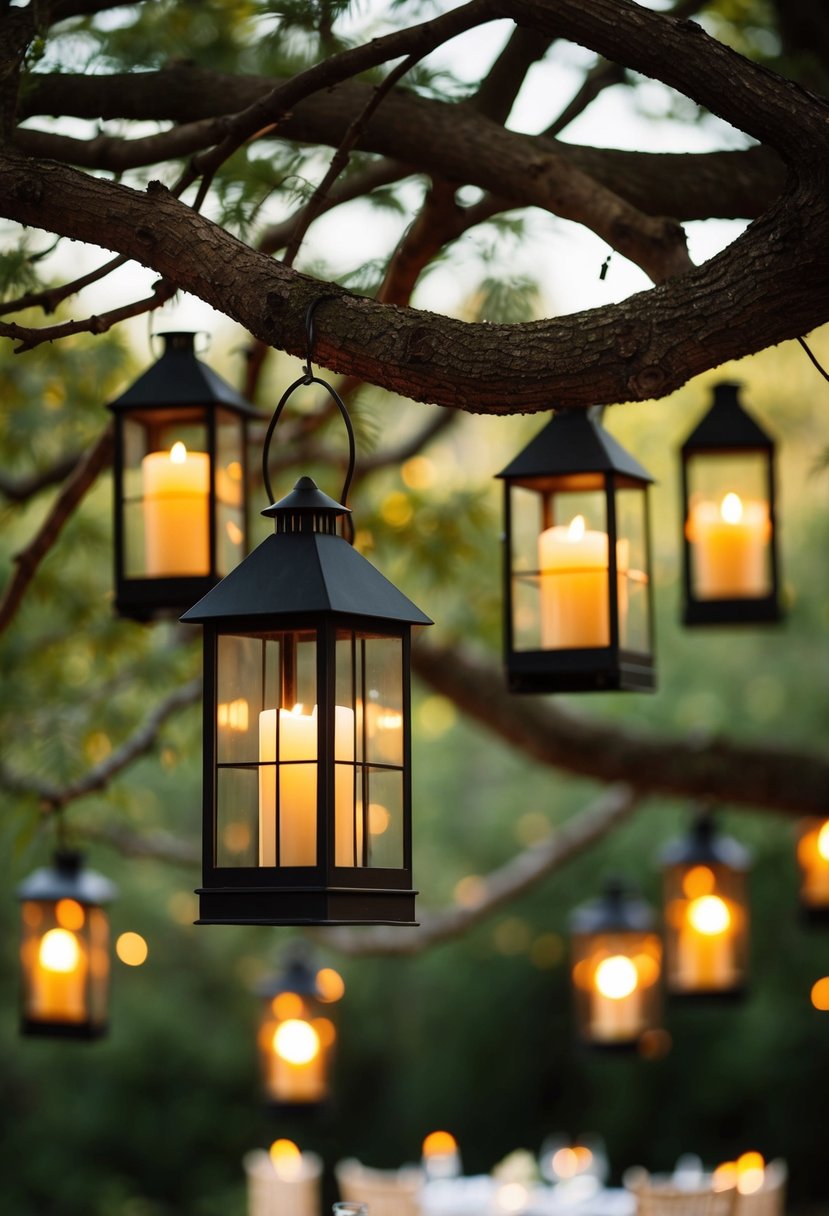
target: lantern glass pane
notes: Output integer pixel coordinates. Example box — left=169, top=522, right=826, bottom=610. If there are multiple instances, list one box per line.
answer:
left=685, top=452, right=772, bottom=600
left=122, top=411, right=210, bottom=579
left=215, top=409, right=245, bottom=576
left=615, top=485, right=650, bottom=653
left=535, top=486, right=608, bottom=652
left=259, top=1000, right=328, bottom=1104
left=20, top=901, right=90, bottom=1025
left=335, top=632, right=404, bottom=868
left=216, top=631, right=318, bottom=868
left=571, top=930, right=662, bottom=1046
left=87, top=907, right=110, bottom=1024
left=664, top=863, right=748, bottom=993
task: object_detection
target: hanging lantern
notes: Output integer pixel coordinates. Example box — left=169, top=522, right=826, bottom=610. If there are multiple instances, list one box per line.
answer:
left=108, top=331, right=259, bottom=622
left=680, top=381, right=781, bottom=625
left=569, top=878, right=662, bottom=1049
left=257, top=948, right=342, bottom=1108
left=181, top=303, right=431, bottom=926
left=796, top=818, right=829, bottom=923
left=17, top=851, right=118, bottom=1039
left=660, top=808, right=751, bottom=998
left=496, top=410, right=655, bottom=693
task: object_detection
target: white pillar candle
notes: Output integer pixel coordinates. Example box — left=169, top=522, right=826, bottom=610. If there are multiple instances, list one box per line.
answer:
left=686, top=492, right=770, bottom=598
left=259, top=705, right=355, bottom=867
left=29, top=928, right=87, bottom=1021
left=141, top=441, right=210, bottom=576
left=267, top=1019, right=326, bottom=1103
left=676, top=896, right=736, bottom=990
left=589, top=955, right=641, bottom=1043
left=538, top=516, right=610, bottom=649
left=244, top=1145, right=322, bottom=1216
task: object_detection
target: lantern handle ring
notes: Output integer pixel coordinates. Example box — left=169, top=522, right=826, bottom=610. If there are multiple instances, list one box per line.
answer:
left=262, top=298, right=355, bottom=541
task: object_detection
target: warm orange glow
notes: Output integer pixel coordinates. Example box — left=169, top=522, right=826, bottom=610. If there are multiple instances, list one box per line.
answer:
left=368, top=803, right=391, bottom=835
left=55, top=899, right=85, bottom=931
left=268, top=1139, right=303, bottom=1180
left=573, top=1147, right=594, bottom=1172
left=633, top=952, right=661, bottom=987
left=272, top=991, right=304, bottom=1020
left=682, top=865, right=716, bottom=900
left=316, top=967, right=345, bottom=1003
left=423, top=1131, right=458, bottom=1158
left=39, top=928, right=80, bottom=973
left=225, top=519, right=244, bottom=546
left=551, top=1148, right=579, bottom=1179
left=810, top=976, right=829, bottom=1010
left=273, top=1019, right=320, bottom=1065
left=687, top=894, right=731, bottom=936
left=311, top=1016, right=336, bottom=1048
left=595, top=955, right=638, bottom=999
left=712, top=1162, right=738, bottom=1192
left=116, top=931, right=148, bottom=966
left=736, top=1152, right=765, bottom=1194
left=218, top=698, right=250, bottom=731
left=818, top=822, right=829, bottom=861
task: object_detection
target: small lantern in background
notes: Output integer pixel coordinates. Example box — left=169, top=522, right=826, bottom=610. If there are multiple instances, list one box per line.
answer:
left=660, top=808, right=751, bottom=998
left=109, top=331, right=259, bottom=622
left=569, top=878, right=662, bottom=1049
left=182, top=304, right=431, bottom=926
left=496, top=410, right=655, bottom=693
left=422, top=1131, right=462, bottom=1180
left=17, top=851, right=118, bottom=1039
left=680, top=381, right=781, bottom=626
left=797, top=818, right=829, bottom=923
left=256, top=948, right=342, bottom=1107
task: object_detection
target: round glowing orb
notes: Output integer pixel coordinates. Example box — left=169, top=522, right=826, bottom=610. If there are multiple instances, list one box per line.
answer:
left=721, top=492, right=743, bottom=524
left=316, top=967, right=345, bottom=1003
left=273, top=1018, right=320, bottom=1065
left=423, top=1131, right=458, bottom=1158
left=55, top=899, right=85, bottom=931
left=269, top=1138, right=303, bottom=1180
left=551, top=1148, right=579, bottom=1179
left=682, top=865, right=715, bottom=900
left=594, top=955, right=638, bottom=1000
left=39, top=928, right=80, bottom=973
left=116, top=931, right=148, bottom=966
left=687, top=894, right=731, bottom=936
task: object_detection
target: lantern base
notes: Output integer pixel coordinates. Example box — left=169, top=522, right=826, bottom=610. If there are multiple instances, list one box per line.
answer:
left=195, top=884, right=418, bottom=926
left=666, top=986, right=747, bottom=1003
left=116, top=574, right=222, bottom=623
left=683, top=595, right=782, bottom=627
left=20, top=1019, right=108, bottom=1040
left=507, top=648, right=654, bottom=694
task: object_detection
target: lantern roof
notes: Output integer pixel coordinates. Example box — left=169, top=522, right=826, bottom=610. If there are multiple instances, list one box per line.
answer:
left=569, top=877, right=655, bottom=935
left=681, top=381, right=773, bottom=452
left=16, top=850, right=118, bottom=905
left=181, top=478, right=431, bottom=627
left=108, top=331, right=259, bottom=417
left=660, top=807, right=751, bottom=870
left=496, top=409, right=653, bottom=485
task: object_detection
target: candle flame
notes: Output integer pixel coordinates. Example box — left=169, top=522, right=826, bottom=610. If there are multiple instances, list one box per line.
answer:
left=273, top=1018, right=320, bottom=1065
left=39, top=927, right=81, bottom=974
left=269, top=1139, right=303, bottom=1180
left=170, top=440, right=188, bottom=464
left=567, top=514, right=586, bottom=542
left=423, top=1131, right=458, bottom=1158
left=817, top=821, right=829, bottom=861
left=720, top=492, right=743, bottom=524
left=736, top=1152, right=765, bottom=1195
left=594, top=954, right=638, bottom=1000
left=687, top=894, right=731, bottom=936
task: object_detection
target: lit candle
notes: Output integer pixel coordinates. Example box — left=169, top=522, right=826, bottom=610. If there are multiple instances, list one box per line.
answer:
left=29, top=928, right=87, bottom=1021
left=141, top=441, right=210, bottom=576
left=422, top=1130, right=461, bottom=1180
left=259, top=704, right=355, bottom=867
left=267, top=1018, right=325, bottom=1102
left=676, top=894, right=736, bottom=990
left=686, top=492, right=770, bottom=598
left=799, top=821, right=829, bottom=905
left=589, top=954, right=641, bottom=1042
left=538, top=516, right=609, bottom=648
left=244, top=1140, right=322, bottom=1216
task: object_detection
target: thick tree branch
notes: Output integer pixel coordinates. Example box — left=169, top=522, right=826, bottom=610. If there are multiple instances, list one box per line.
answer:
left=0, top=252, right=128, bottom=318
left=321, top=785, right=639, bottom=956
left=0, top=425, right=113, bottom=635
left=411, top=640, right=829, bottom=817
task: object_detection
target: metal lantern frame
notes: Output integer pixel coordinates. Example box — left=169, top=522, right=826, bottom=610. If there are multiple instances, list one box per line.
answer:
left=17, top=850, right=118, bottom=1040
left=182, top=302, right=431, bottom=927
left=660, top=808, right=751, bottom=1001
left=680, top=381, right=781, bottom=626
left=109, top=330, right=260, bottom=622
left=256, top=948, right=334, bottom=1110
left=569, top=877, right=663, bottom=1051
left=496, top=410, right=655, bottom=694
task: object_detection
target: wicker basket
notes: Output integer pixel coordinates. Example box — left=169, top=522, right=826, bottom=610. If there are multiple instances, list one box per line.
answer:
left=625, top=1172, right=738, bottom=1216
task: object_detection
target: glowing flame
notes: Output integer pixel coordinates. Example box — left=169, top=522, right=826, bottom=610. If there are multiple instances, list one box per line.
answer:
left=817, top=821, right=829, bottom=861
left=423, top=1131, right=458, bottom=1158
left=720, top=492, right=743, bottom=524
left=687, top=894, right=731, bottom=936
left=170, top=441, right=187, bottom=464
left=595, top=955, right=638, bottom=1000
left=273, top=1018, right=320, bottom=1065
left=737, top=1152, right=765, bottom=1195
left=39, top=928, right=80, bottom=974
left=567, top=515, right=586, bottom=542
left=269, top=1139, right=303, bottom=1180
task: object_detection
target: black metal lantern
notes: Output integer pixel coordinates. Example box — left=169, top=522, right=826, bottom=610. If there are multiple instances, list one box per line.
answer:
left=660, top=808, right=751, bottom=999
left=182, top=305, right=431, bottom=926
left=680, top=381, right=781, bottom=625
left=17, top=851, right=117, bottom=1039
left=108, top=331, right=259, bottom=622
left=569, top=878, right=662, bottom=1049
left=496, top=410, right=655, bottom=693
left=257, top=947, right=342, bottom=1108
left=796, top=817, right=829, bottom=924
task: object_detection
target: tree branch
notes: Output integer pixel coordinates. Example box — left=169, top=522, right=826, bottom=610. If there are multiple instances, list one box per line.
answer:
left=0, top=252, right=128, bottom=318
left=0, top=449, right=86, bottom=501
left=0, top=275, right=175, bottom=351
left=411, top=640, right=829, bottom=817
